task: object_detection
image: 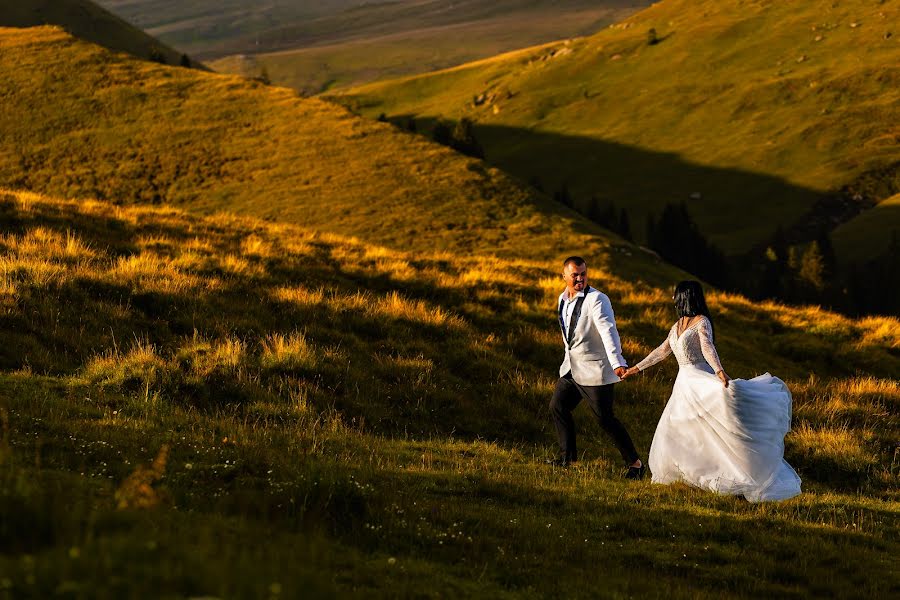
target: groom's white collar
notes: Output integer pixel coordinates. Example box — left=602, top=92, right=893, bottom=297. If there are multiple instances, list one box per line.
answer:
left=562, top=287, right=591, bottom=302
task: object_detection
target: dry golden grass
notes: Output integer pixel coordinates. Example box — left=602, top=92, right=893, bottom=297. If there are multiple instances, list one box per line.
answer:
left=0, top=26, right=631, bottom=264
left=261, top=332, right=317, bottom=371
left=0, top=187, right=896, bottom=596
left=84, top=339, right=167, bottom=388
left=790, top=422, right=877, bottom=471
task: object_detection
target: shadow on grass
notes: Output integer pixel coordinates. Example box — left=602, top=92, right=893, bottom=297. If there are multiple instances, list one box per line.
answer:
left=0, top=194, right=896, bottom=499
left=385, top=118, right=832, bottom=254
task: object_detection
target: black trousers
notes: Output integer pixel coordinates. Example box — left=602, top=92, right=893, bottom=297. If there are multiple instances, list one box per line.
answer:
left=550, top=373, right=639, bottom=464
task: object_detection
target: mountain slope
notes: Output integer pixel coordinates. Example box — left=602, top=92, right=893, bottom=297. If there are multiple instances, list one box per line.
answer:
left=0, top=187, right=897, bottom=595
left=336, top=0, right=900, bottom=257
left=0, top=0, right=187, bottom=65
left=0, top=25, right=633, bottom=263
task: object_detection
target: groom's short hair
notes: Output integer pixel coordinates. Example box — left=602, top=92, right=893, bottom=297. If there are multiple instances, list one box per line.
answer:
left=563, top=256, right=586, bottom=268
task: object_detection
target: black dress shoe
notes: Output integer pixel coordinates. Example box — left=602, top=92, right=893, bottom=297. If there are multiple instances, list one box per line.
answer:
left=624, top=463, right=646, bottom=480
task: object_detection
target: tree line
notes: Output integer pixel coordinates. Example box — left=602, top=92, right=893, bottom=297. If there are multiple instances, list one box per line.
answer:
left=551, top=183, right=899, bottom=317
left=395, top=117, right=898, bottom=317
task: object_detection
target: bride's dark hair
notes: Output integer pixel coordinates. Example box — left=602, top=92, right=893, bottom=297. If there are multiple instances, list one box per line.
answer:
left=673, top=280, right=714, bottom=339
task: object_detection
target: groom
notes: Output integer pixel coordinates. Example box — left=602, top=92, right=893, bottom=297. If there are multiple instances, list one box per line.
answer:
left=548, top=256, right=644, bottom=478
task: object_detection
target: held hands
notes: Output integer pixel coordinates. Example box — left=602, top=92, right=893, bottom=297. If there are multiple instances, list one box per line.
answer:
left=717, top=370, right=731, bottom=388
left=618, top=366, right=640, bottom=380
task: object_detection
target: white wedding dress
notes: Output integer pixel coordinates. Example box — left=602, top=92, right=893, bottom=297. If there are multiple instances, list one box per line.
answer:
left=636, top=317, right=801, bottom=502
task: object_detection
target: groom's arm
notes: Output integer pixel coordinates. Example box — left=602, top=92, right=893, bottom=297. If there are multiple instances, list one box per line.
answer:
left=590, top=293, right=627, bottom=370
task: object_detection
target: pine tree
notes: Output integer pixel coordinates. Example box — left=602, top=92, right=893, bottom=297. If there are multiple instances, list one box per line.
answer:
left=816, top=231, right=837, bottom=281
left=149, top=48, right=167, bottom=64
left=618, top=209, right=633, bottom=241
left=450, top=119, right=484, bottom=159
left=554, top=184, right=572, bottom=208
left=798, top=241, right=825, bottom=291
left=645, top=213, right=658, bottom=250
left=771, top=226, right=789, bottom=266
left=759, top=248, right=784, bottom=299
left=646, top=202, right=729, bottom=286
left=432, top=121, right=452, bottom=145
left=590, top=199, right=616, bottom=229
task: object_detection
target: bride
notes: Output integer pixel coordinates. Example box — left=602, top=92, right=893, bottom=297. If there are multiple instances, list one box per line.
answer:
left=623, top=281, right=801, bottom=502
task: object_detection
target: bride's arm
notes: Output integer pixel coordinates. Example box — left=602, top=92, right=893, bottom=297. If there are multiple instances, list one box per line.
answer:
left=698, top=317, right=730, bottom=387
left=624, top=329, right=673, bottom=376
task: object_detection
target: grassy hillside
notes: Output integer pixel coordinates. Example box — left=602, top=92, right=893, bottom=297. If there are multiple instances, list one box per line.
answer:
left=0, top=25, right=632, bottom=262
left=0, top=0, right=187, bottom=65
left=0, top=188, right=898, bottom=596
left=206, top=1, right=650, bottom=94
left=336, top=0, right=900, bottom=257
left=832, top=193, right=900, bottom=265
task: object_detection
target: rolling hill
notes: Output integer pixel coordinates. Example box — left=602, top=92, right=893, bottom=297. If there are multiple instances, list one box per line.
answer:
left=335, top=0, right=900, bottom=259
left=832, top=193, right=900, bottom=264
left=96, top=0, right=364, bottom=58
left=0, top=187, right=897, bottom=596
left=0, top=25, right=637, bottom=263
left=0, top=18, right=897, bottom=596
left=204, top=1, right=652, bottom=94
left=99, top=1, right=650, bottom=62
left=0, top=0, right=188, bottom=65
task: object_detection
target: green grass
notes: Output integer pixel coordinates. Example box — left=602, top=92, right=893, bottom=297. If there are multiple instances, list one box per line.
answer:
left=0, top=189, right=897, bottom=596
left=1, top=0, right=187, bottom=65
left=832, top=193, right=900, bottom=265
left=335, top=0, right=900, bottom=258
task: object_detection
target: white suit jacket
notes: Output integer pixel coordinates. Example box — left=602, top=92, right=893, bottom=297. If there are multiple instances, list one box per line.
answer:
left=557, top=286, right=627, bottom=386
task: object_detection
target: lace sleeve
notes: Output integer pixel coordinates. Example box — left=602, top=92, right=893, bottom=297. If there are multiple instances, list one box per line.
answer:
left=698, top=317, right=724, bottom=373
left=636, top=327, right=674, bottom=371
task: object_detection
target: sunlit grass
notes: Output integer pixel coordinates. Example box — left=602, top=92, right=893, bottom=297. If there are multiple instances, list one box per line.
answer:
left=0, top=25, right=629, bottom=264
left=790, top=422, right=878, bottom=471
left=0, top=188, right=895, bottom=596
left=260, top=332, right=317, bottom=372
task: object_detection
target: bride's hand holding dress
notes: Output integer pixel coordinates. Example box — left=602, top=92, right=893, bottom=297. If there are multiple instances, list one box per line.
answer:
left=632, top=315, right=801, bottom=502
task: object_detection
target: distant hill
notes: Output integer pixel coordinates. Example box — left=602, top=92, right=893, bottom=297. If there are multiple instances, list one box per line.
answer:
left=99, top=1, right=650, bottom=58
left=336, top=0, right=900, bottom=260
left=96, top=0, right=651, bottom=93
left=1, top=0, right=189, bottom=65
left=207, top=1, right=652, bottom=93
left=832, top=193, right=900, bottom=265
left=0, top=25, right=646, bottom=265
left=96, top=0, right=360, bottom=58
